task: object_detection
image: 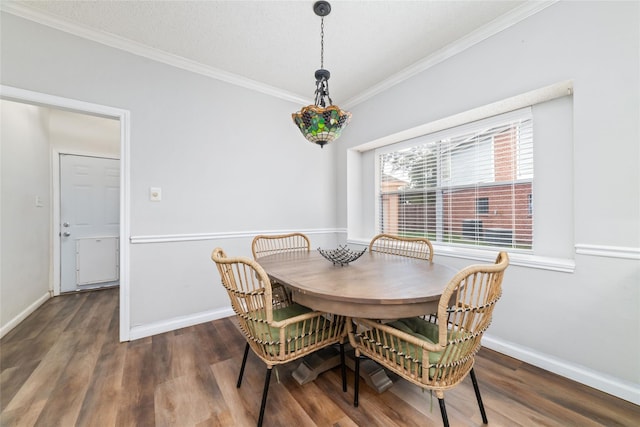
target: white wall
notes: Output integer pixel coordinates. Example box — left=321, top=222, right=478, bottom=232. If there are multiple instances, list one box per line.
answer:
left=0, top=100, right=51, bottom=336
left=338, top=1, right=639, bottom=402
left=0, top=12, right=339, bottom=336
left=49, top=109, right=120, bottom=158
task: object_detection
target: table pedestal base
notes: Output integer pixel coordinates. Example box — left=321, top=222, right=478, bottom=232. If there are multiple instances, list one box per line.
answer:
left=291, top=346, right=393, bottom=393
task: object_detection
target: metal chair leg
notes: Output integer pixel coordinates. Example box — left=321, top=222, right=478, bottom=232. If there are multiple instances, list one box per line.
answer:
left=340, top=343, right=347, bottom=392
left=354, top=354, right=360, bottom=407
left=438, top=398, right=450, bottom=427
left=257, top=368, right=272, bottom=427
left=470, top=368, right=488, bottom=424
left=237, top=342, right=250, bottom=388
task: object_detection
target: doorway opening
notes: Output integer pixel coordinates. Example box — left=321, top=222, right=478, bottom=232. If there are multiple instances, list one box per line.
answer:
left=1, top=85, right=131, bottom=342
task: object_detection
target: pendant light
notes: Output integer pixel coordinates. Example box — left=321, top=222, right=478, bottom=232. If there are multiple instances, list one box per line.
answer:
left=292, top=1, right=352, bottom=148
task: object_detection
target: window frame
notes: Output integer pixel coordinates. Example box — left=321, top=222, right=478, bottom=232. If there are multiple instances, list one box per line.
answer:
left=374, top=107, right=534, bottom=253
left=346, top=80, right=576, bottom=272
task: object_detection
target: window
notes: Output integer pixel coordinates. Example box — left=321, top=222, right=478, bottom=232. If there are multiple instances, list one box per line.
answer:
left=476, top=197, right=489, bottom=215
left=377, top=108, right=533, bottom=250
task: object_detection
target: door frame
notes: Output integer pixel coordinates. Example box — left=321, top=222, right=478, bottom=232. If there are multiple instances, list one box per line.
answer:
left=1, top=85, right=131, bottom=342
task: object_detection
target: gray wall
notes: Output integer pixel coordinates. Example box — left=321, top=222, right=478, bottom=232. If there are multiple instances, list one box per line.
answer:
left=1, top=1, right=638, bottom=403
left=0, top=12, right=339, bottom=333
left=338, top=1, right=639, bottom=400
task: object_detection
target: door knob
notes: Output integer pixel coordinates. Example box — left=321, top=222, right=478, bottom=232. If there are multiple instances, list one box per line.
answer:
left=63, top=222, right=70, bottom=227
left=63, top=231, right=71, bottom=237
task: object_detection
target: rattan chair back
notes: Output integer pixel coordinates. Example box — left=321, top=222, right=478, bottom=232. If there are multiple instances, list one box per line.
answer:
left=251, top=233, right=311, bottom=259
left=212, top=247, right=347, bottom=426
left=212, top=247, right=345, bottom=366
left=369, top=233, right=434, bottom=261
left=251, top=233, right=311, bottom=308
left=350, top=251, right=509, bottom=397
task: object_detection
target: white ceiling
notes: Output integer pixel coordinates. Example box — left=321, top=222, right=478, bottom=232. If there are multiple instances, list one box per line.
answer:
left=4, top=1, right=549, bottom=107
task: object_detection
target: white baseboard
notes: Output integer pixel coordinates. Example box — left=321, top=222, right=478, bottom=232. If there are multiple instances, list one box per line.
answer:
left=482, top=334, right=640, bottom=405
left=128, top=306, right=235, bottom=341
left=0, top=292, right=50, bottom=339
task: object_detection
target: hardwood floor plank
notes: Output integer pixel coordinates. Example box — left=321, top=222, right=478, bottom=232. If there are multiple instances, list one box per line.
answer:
left=475, top=351, right=618, bottom=426
left=0, top=360, right=40, bottom=411
left=212, top=317, right=247, bottom=357
left=194, top=320, right=233, bottom=365
left=2, top=289, right=639, bottom=427
left=312, top=368, right=403, bottom=427
left=32, top=290, right=116, bottom=426
left=154, top=325, right=230, bottom=426
left=209, top=358, right=259, bottom=427
left=155, top=374, right=220, bottom=426
left=115, top=338, right=156, bottom=426
left=75, top=300, right=125, bottom=427
left=0, top=293, right=86, bottom=370
left=280, top=367, right=352, bottom=426
left=0, top=399, right=46, bottom=427
left=3, top=329, right=80, bottom=414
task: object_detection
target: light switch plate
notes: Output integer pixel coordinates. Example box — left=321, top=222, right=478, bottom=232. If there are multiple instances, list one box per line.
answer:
left=150, top=187, right=162, bottom=201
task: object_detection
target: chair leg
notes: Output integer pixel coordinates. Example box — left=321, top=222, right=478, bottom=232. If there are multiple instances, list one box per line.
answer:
left=354, top=353, right=360, bottom=407
left=470, top=368, right=488, bottom=424
left=438, top=398, right=450, bottom=427
left=340, top=342, right=347, bottom=392
left=237, top=342, right=250, bottom=388
left=257, top=367, right=272, bottom=427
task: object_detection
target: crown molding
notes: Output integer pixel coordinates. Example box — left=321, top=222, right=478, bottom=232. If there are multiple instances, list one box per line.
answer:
left=2, top=1, right=555, bottom=109
left=0, top=2, right=310, bottom=105
left=342, top=1, right=557, bottom=109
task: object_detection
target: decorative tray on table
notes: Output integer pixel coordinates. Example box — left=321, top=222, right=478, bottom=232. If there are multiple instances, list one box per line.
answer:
left=317, top=245, right=367, bottom=266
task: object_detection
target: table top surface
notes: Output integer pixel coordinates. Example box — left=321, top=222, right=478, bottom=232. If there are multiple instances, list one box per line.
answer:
left=257, top=250, right=458, bottom=307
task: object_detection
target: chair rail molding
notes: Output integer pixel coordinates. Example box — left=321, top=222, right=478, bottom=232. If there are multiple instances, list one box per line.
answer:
left=130, top=228, right=343, bottom=244
left=575, top=244, right=640, bottom=260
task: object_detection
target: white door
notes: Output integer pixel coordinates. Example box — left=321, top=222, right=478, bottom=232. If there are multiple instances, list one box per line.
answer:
left=60, top=154, right=120, bottom=292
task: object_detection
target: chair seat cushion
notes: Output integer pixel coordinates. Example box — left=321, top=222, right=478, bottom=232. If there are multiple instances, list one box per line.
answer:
left=272, top=303, right=312, bottom=321
left=249, top=303, right=338, bottom=356
left=385, top=317, right=471, bottom=380
left=385, top=317, right=446, bottom=379
left=389, top=317, right=439, bottom=343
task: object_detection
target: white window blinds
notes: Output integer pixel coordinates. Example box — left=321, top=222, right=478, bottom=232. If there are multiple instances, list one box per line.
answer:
left=378, top=108, right=533, bottom=250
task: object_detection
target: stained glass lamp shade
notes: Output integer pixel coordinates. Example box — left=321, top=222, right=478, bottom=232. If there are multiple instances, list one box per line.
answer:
left=292, top=1, right=351, bottom=148
left=292, top=100, right=351, bottom=148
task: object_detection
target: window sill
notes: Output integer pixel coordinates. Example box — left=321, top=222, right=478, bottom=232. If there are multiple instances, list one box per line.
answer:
left=347, top=237, right=575, bottom=273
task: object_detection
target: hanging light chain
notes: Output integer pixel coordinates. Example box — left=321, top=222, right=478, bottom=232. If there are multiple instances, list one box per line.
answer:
left=320, top=17, right=324, bottom=69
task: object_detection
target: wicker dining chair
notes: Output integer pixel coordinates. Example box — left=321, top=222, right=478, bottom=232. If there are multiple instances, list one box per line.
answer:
left=348, top=251, right=509, bottom=427
left=251, top=233, right=311, bottom=308
left=369, top=233, right=434, bottom=261
left=211, top=247, right=347, bottom=427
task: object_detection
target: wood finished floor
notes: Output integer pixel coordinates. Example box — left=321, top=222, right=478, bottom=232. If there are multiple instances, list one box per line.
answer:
left=1, top=288, right=638, bottom=426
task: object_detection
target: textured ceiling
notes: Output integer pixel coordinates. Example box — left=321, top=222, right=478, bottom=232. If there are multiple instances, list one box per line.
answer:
left=5, top=1, right=545, bottom=106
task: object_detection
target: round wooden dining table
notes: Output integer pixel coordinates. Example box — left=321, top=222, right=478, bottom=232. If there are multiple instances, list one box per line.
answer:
left=258, top=249, right=459, bottom=391
left=258, top=249, right=458, bottom=319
